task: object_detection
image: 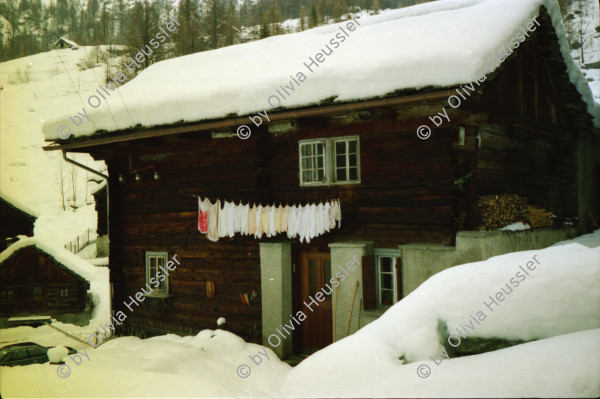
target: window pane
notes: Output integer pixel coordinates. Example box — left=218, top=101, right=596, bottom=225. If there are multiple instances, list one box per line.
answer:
left=316, top=143, right=323, bottom=155
left=336, top=154, right=346, bottom=168
left=303, top=144, right=312, bottom=156
left=309, top=272, right=316, bottom=285
left=380, top=257, right=392, bottom=273
left=317, top=156, right=323, bottom=168
left=349, top=154, right=357, bottom=167
left=305, top=157, right=313, bottom=169
left=303, top=171, right=312, bottom=182
left=349, top=167, right=358, bottom=181
left=336, top=168, right=346, bottom=181
left=335, top=141, right=346, bottom=155
left=349, top=140, right=357, bottom=153
left=382, top=273, right=393, bottom=290
left=317, top=169, right=324, bottom=182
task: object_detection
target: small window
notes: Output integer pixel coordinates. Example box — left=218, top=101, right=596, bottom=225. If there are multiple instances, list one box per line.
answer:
left=333, top=138, right=360, bottom=183
left=375, top=255, right=400, bottom=307
left=299, top=141, right=326, bottom=185
left=145, top=252, right=169, bottom=296
left=298, top=136, right=360, bottom=186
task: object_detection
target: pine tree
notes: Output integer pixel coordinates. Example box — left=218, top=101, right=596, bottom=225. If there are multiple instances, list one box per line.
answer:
left=176, top=0, right=202, bottom=55
left=224, top=0, right=239, bottom=46
left=125, top=0, right=160, bottom=71
left=268, top=0, right=281, bottom=36
left=205, top=0, right=223, bottom=49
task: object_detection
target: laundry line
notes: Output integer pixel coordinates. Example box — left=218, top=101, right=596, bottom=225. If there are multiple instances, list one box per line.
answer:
left=197, top=197, right=341, bottom=243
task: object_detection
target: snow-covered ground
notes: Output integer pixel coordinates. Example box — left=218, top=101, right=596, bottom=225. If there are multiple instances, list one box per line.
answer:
left=0, top=46, right=107, bottom=248
left=1, top=229, right=598, bottom=398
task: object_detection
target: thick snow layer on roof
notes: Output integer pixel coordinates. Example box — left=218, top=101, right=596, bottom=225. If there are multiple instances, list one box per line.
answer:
left=41, top=0, right=600, bottom=141
left=0, top=237, right=100, bottom=282
left=53, top=37, right=79, bottom=48
left=0, top=189, right=40, bottom=218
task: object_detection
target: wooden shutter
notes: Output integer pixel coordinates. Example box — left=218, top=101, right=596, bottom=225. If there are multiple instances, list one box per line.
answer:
left=361, top=255, right=376, bottom=309
left=395, top=257, right=403, bottom=302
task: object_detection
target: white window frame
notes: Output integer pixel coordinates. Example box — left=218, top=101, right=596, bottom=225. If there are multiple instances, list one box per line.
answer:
left=145, top=251, right=169, bottom=296
left=374, top=250, right=401, bottom=308
left=298, top=135, right=361, bottom=187
left=298, top=139, right=327, bottom=186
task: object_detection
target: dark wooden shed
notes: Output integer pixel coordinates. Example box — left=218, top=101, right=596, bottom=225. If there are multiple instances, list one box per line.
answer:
left=0, top=240, right=90, bottom=317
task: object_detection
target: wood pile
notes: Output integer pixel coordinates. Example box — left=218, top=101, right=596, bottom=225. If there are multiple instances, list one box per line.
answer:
left=477, top=194, right=554, bottom=230
left=522, top=206, right=555, bottom=228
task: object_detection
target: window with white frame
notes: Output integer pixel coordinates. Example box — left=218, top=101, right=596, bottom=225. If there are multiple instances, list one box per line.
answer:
left=299, top=140, right=326, bottom=184
left=298, top=136, right=360, bottom=186
left=145, top=251, right=169, bottom=296
left=375, top=254, right=400, bottom=307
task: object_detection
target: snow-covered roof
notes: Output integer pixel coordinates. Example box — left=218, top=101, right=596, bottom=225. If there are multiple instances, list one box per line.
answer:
left=0, top=237, right=101, bottom=282
left=42, top=0, right=600, bottom=141
left=0, top=189, right=40, bottom=218
left=53, top=37, right=79, bottom=48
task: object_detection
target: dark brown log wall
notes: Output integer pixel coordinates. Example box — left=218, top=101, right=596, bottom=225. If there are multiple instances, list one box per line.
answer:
left=0, top=247, right=88, bottom=315
left=101, top=116, right=457, bottom=340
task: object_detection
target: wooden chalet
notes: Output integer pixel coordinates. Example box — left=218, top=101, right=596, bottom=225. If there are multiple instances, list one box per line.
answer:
left=0, top=238, right=98, bottom=326
left=42, top=3, right=600, bottom=358
left=0, top=191, right=38, bottom=251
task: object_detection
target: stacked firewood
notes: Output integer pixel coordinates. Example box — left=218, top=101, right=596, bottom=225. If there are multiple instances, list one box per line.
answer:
left=521, top=206, right=555, bottom=228
left=477, top=194, right=554, bottom=230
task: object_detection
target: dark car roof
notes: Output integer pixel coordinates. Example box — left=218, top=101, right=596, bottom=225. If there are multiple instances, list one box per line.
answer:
left=0, top=342, right=46, bottom=351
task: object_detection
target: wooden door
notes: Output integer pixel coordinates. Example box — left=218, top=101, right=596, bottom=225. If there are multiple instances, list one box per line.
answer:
left=299, top=252, right=332, bottom=350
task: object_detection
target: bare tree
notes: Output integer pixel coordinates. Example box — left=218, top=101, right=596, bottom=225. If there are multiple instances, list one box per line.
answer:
left=55, top=155, right=68, bottom=211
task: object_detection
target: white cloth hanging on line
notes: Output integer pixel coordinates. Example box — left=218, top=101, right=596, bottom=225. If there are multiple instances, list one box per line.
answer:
left=197, top=197, right=341, bottom=242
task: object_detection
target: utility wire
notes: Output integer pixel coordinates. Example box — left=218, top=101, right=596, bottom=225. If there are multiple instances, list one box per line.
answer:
left=54, top=49, right=98, bottom=132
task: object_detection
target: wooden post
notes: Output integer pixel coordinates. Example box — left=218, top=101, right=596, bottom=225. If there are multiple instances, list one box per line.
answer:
left=345, top=280, right=359, bottom=337
left=333, top=278, right=338, bottom=342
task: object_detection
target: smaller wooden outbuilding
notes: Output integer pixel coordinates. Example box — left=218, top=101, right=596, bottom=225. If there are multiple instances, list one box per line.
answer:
left=0, top=191, right=38, bottom=251
left=0, top=237, right=99, bottom=324
left=53, top=37, right=79, bottom=49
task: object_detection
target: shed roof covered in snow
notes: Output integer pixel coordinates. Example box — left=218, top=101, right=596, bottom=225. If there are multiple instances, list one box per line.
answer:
left=0, top=237, right=101, bottom=282
left=41, top=0, right=600, bottom=142
left=0, top=190, right=39, bottom=219
left=53, top=37, right=79, bottom=49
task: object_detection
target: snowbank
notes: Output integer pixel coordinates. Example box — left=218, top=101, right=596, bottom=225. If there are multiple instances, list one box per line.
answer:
left=1, top=329, right=291, bottom=398
left=284, top=233, right=600, bottom=397
left=41, top=0, right=600, bottom=141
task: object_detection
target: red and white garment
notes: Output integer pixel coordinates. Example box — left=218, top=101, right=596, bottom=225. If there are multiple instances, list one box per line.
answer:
left=198, top=197, right=209, bottom=233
